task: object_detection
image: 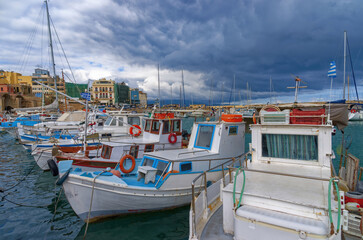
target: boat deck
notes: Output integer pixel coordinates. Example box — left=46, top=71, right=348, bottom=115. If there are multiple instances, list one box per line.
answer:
left=200, top=206, right=232, bottom=240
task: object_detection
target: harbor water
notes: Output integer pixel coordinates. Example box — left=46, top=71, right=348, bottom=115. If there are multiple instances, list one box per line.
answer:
left=0, top=120, right=362, bottom=239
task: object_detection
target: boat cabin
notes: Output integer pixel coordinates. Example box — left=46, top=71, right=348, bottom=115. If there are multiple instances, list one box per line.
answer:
left=137, top=116, right=245, bottom=188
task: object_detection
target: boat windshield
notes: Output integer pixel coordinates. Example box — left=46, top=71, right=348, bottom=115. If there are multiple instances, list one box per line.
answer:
left=105, top=117, right=117, bottom=126
left=128, top=117, right=140, bottom=126
left=194, top=125, right=215, bottom=150
left=262, top=134, right=318, bottom=161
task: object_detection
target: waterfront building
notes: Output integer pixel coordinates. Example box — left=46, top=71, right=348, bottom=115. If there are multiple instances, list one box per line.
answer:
left=65, top=82, right=89, bottom=98
left=91, top=78, right=115, bottom=105
left=31, top=68, right=65, bottom=97
left=114, top=82, right=130, bottom=105
left=139, top=91, right=147, bottom=107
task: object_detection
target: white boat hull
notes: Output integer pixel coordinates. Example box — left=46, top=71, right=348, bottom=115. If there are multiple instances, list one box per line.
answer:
left=62, top=175, right=192, bottom=221
left=348, top=111, right=363, bottom=121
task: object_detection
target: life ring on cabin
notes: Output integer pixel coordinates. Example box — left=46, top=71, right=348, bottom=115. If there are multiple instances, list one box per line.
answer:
left=119, top=154, right=136, bottom=174
left=79, top=126, right=84, bottom=132
left=168, top=133, right=177, bottom=144
left=351, top=109, right=357, bottom=113
left=129, top=125, right=141, bottom=137
left=162, top=170, right=179, bottom=180
left=2, top=118, right=7, bottom=122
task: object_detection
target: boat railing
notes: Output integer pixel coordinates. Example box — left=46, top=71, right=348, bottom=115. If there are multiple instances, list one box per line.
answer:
left=190, top=152, right=248, bottom=239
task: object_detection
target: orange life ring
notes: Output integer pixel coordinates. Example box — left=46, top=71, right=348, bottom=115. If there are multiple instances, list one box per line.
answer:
left=129, top=125, right=141, bottom=137
left=162, top=170, right=179, bottom=180
left=351, top=109, right=357, bottom=113
left=168, top=133, right=177, bottom=144
left=119, top=154, right=136, bottom=174
left=221, top=114, right=243, bottom=122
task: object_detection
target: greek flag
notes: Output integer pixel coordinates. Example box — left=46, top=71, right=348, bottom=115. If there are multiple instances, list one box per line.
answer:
left=327, top=61, right=336, bottom=77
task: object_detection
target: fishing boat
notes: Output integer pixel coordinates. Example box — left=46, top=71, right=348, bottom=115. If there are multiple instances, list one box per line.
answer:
left=189, top=107, right=356, bottom=240
left=57, top=114, right=246, bottom=222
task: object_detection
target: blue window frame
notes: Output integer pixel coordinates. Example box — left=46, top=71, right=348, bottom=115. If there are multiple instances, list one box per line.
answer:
left=193, top=124, right=215, bottom=150
left=229, top=126, right=238, bottom=135
left=180, top=162, right=192, bottom=172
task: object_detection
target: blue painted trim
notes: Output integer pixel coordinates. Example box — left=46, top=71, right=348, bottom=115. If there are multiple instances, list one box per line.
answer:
left=179, top=161, right=192, bottom=172
left=193, top=124, right=216, bottom=150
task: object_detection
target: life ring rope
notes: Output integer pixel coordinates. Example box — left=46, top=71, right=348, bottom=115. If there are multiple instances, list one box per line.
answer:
left=119, top=154, right=136, bottom=174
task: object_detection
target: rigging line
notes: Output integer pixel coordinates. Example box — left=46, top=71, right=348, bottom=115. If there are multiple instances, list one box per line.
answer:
left=21, top=4, right=46, bottom=73
left=346, top=36, right=359, bottom=102
left=0, top=162, right=37, bottom=193
left=41, top=4, right=45, bottom=68
left=17, top=4, right=45, bottom=73
left=50, top=16, right=81, bottom=95
left=0, top=193, right=49, bottom=208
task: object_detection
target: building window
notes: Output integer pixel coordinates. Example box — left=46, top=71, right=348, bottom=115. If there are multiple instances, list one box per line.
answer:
left=110, top=94, right=112, bottom=98
left=109, top=87, right=112, bottom=91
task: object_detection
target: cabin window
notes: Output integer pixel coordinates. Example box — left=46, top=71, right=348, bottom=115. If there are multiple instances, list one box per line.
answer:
left=128, top=117, right=140, bottom=126
left=144, top=119, right=151, bottom=131
left=101, top=145, right=113, bottom=159
left=229, top=126, right=238, bottom=135
left=143, top=157, right=154, bottom=167
left=180, top=162, right=192, bottom=172
left=162, top=120, right=171, bottom=134
left=262, top=134, right=318, bottom=161
left=117, top=117, right=123, bottom=126
left=155, top=160, right=168, bottom=175
left=172, top=120, right=181, bottom=133
left=144, top=144, right=154, bottom=152
left=151, top=120, right=160, bottom=133
left=110, top=118, right=117, bottom=126
left=194, top=125, right=215, bottom=150
left=105, top=117, right=112, bottom=125
left=129, top=146, right=139, bottom=158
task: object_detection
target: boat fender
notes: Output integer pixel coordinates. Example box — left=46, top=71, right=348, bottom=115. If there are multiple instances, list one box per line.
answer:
left=110, top=170, right=121, bottom=178
left=47, top=159, right=59, bottom=176
left=168, top=133, right=177, bottom=144
left=56, top=168, right=71, bottom=186
left=129, top=125, right=141, bottom=137
left=162, top=170, right=179, bottom=180
left=119, top=155, right=136, bottom=174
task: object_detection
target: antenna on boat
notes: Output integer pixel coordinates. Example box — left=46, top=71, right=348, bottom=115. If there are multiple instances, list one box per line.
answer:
left=287, top=75, right=307, bottom=103
left=158, top=64, right=161, bottom=111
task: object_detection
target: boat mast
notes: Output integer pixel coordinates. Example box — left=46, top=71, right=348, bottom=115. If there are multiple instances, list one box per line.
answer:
left=45, top=0, right=58, bottom=101
left=343, top=31, right=347, bottom=100
left=157, top=64, right=161, bottom=110
left=181, top=68, right=185, bottom=108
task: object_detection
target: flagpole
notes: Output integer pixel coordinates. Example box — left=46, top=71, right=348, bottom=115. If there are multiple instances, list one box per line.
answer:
left=328, top=76, right=333, bottom=122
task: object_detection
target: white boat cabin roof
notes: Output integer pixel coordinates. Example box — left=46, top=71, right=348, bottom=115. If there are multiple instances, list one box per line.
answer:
left=144, top=120, right=245, bottom=162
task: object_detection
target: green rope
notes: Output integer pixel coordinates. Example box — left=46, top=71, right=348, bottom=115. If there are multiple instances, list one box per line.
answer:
left=232, top=167, right=246, bottom=209
left=328, top=178, right=341, bottom=233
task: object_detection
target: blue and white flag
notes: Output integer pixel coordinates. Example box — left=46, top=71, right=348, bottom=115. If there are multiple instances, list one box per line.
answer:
left=327, top=61, right=336, bottom=78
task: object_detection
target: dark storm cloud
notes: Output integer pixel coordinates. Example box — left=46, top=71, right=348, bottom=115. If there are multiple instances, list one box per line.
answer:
left=2, top=0, right=363, bottom=102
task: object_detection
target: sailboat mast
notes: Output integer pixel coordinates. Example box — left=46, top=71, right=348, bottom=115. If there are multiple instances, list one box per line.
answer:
left=157, top=64, right=161, bottom=110
left=45, top=0, right=58, bottom=101
left=343, top=31, right=347, bottom=100
left=269, top=76, right=272, bottom=103
left=170, top=84, right=172, bottom=105
left=181, top=69, right=185, bottom=108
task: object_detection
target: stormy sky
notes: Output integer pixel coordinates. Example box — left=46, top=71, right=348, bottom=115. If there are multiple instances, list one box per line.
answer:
left=1, top=0, right=363, bottom=104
